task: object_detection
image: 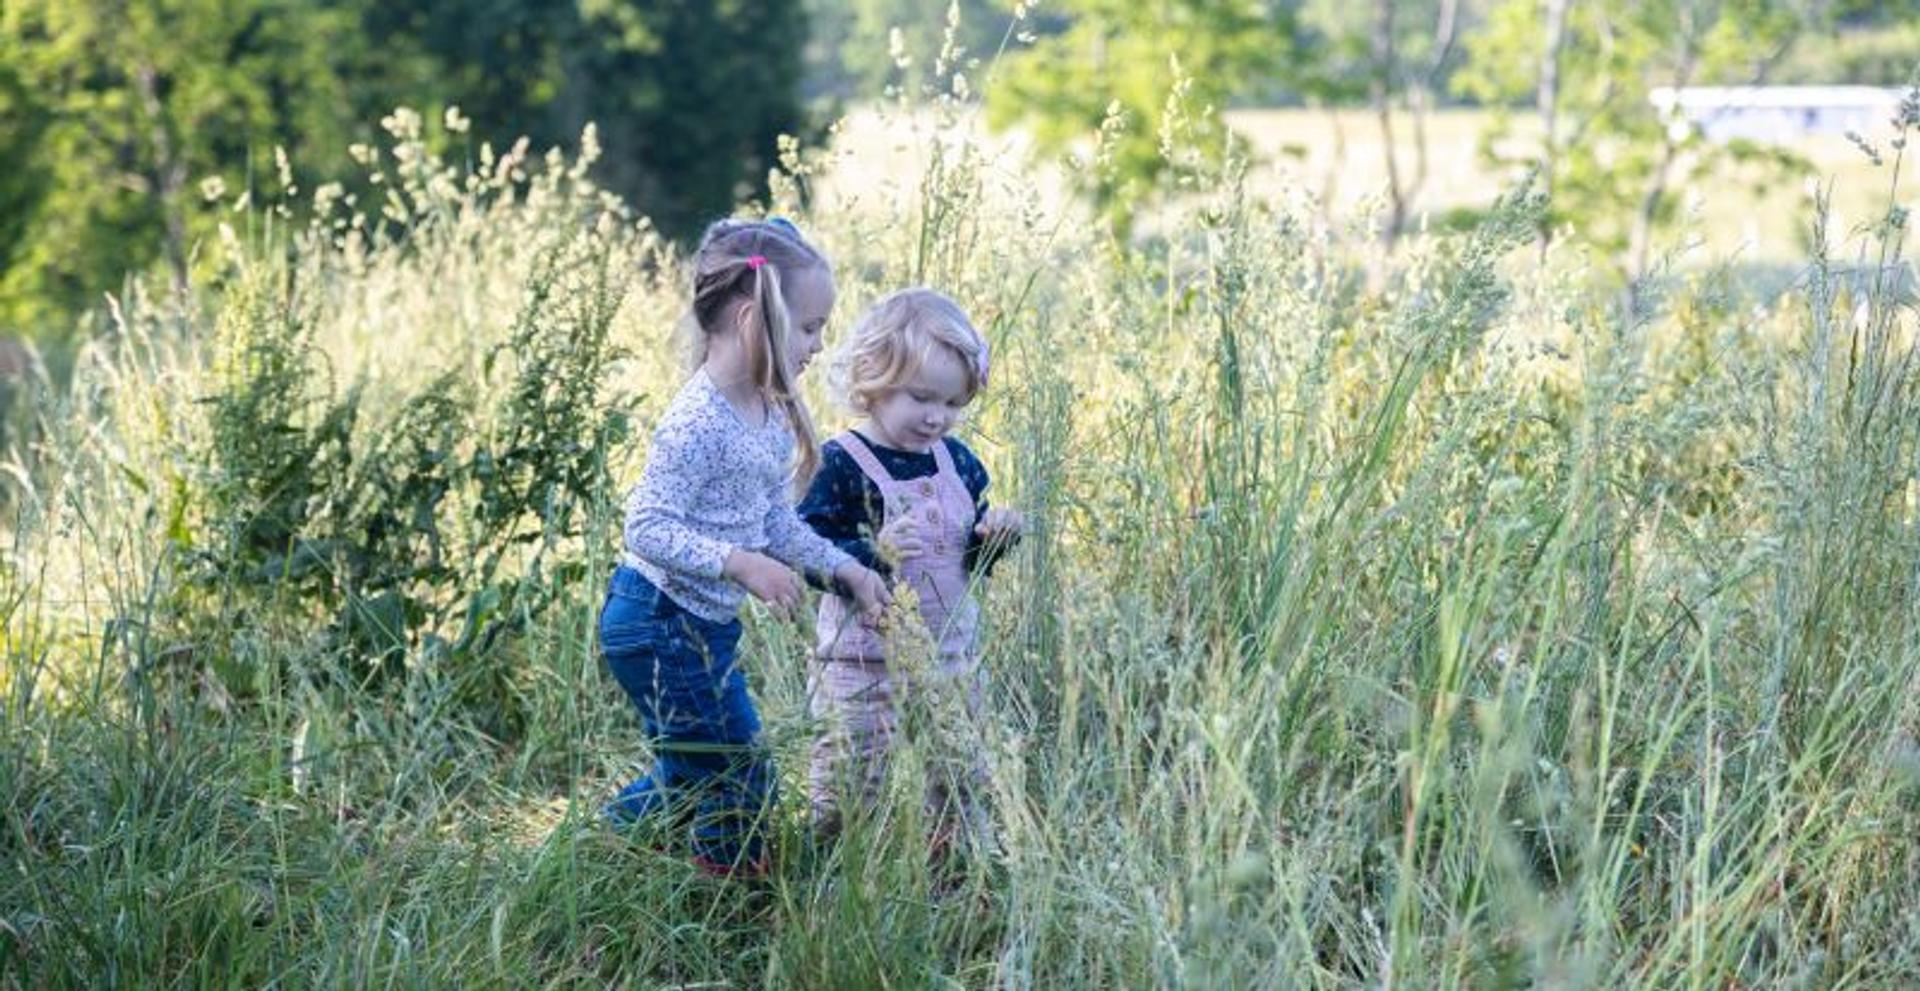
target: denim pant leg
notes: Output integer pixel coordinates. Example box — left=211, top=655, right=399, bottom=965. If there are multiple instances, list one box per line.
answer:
left=600, top=574, right=681, bottom=825
left=599, top=568, right=772, bottom=864
left=682, top=661, right=773, bottom=865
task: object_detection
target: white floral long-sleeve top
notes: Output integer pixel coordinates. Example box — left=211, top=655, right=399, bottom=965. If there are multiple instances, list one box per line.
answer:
left=622, top=368, right=851, bottom=622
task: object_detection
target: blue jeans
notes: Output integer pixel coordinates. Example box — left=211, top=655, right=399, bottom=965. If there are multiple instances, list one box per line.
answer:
left=598, top=566, right=771, bottom=867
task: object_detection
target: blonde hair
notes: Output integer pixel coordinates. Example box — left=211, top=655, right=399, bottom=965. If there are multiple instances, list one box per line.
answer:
left=831, top=288, right=990, bottom=415
left=684, top=217, right=830, bottom=484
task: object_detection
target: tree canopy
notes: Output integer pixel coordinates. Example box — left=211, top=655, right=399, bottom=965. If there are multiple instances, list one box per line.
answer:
left=2, top=0, right=812, bottom=339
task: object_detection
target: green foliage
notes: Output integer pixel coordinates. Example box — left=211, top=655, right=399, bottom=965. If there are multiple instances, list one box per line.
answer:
left=987, top=0, right=1298, bottom=233
left=0, top=0, right=362, bottom=336
left=362, top=0, right=815, bottom=239
left=1775, top=22, right=1920, bottom=86
left=574, top=0, right=815, bottom=238
left=1289, top=0, right=1463, bottom=105
left=1453, top=0, right=1813, bottom=265
left=0, top=0, right=812, bottom=341
left=0, top=60, right=52, bottom=294
left=8, top=90, right=1920, bottom=986
left=805, top=0, right=1024, bottom=100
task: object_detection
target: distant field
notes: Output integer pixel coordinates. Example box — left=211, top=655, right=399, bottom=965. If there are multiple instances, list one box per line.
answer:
left=822, top=105, right=1906, bottom=267
left=1228, top=107, right=1902, bottom=264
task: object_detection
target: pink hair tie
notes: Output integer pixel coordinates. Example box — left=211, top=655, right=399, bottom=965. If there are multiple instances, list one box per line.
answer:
left=746, top=255, right=768, bottom=270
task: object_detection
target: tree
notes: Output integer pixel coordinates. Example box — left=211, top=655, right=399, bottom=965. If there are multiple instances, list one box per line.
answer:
left=804, top=0, right=1025, bottom=101
left=987, top=0, right=1300, bottom=234
left=335, top=0, right=817, bottom=238
left=0, top=59, right=54, bottom=314
left=1294, top=0, right=1466, bottom=247
left=573, top=0, right=815, bottom=238
left=1454, top=0, right=1816, bottom=277
left=1, top=0, right=817, bottom=339
left=0, top=0, right=365, bottom=336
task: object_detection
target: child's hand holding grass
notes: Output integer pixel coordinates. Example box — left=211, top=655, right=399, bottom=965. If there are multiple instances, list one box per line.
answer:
left=974, top=507, right=1025, bottom=552
left=834, top=560, right=893, bottom=621
left=879, top=515, right=924, bottom=562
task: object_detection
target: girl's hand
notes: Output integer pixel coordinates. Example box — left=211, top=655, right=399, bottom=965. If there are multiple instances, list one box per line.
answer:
left=723, top=549, right=803, bottom=617
left=974, top=507, right=1025, bottom=549
left=878, top=516, right=924, bottom=562
left=834, top=560, right=893, bottom=622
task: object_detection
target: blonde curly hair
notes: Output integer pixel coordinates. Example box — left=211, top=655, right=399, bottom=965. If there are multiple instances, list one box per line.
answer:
left=830, top=288, right=990, bottom=414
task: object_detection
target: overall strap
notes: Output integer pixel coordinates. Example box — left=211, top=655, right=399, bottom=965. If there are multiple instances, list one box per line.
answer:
left=834, top=431, right=897, bottom=488
left=929, top=438, right=960, bottom=482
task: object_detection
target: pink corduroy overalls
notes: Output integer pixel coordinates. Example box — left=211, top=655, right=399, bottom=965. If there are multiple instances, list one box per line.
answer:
left=809, top=432, right=988, bottom=840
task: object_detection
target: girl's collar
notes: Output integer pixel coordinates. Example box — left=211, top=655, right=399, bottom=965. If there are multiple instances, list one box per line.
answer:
left=851, top=427, right=941, bottom=457
left=698, top=366, right=771, bottom=429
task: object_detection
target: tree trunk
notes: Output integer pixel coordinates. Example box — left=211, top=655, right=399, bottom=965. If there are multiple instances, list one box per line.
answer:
left=1371, top=0, right=1405, bottom=248
left=1408, top=0, right=1461, bottom=218
left=133, top=61, right=189, bottom=298
left=1537, top=0, right=1571, bottom=256
left=1629, top=2, right=1702, bottom=282
left=1631, top=3, right=1802, bottom=281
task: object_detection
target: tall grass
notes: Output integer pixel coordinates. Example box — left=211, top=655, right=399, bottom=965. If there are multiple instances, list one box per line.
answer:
left=4, top=70, right=1920, bottom=989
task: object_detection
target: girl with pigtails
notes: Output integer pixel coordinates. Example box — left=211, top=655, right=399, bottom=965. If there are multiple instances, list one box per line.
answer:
left=598, top=217, right=890, bottom=877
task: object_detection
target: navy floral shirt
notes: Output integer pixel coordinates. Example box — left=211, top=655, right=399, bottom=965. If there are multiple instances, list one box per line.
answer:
left=797, top=430, right=1013, bottom=588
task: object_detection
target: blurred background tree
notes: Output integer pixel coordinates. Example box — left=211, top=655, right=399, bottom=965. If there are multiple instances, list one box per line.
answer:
left=1, top=0, right=811, bottom=342
left=1453, top=0, right=1814, bottom=275
left=985, top=0, right=1301, bottom=236
left=1290, top=0, right=1468, bottom=248
left=803, top=0, right=1025, bottom=102
left=6, top=0, right=1920, bottom=342
left=359, top=0, right=812, bottom=238
left=1, top=0, right=367, bottom=335
left=1453, top=0, right=1920, bottom=277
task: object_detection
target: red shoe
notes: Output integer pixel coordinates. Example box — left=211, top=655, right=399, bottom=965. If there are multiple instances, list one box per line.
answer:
left=690, top=852, right=769, bottom=879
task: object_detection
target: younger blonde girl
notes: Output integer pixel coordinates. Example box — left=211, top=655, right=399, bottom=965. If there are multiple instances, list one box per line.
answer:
left=798, top=288, right=1023, bottom=855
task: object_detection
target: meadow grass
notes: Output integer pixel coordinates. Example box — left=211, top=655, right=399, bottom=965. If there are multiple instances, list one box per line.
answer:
left=3, top=86, right=1920, bottom=988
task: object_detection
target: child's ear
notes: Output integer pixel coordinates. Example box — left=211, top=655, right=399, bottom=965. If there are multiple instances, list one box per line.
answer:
left=726, top=297, right=759, bottom=338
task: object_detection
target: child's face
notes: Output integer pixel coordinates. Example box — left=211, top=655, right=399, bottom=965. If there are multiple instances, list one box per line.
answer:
left=780, top=265, right=835, bottom=378
left=866, top=344, right=973, bottom=453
